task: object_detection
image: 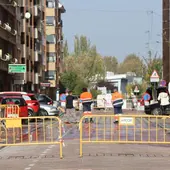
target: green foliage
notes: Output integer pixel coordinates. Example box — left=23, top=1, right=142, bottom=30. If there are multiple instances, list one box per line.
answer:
left=125, top=82, right=148, bottom=98
left=118, top=54, right=144, bottom=76
left=61, top=35, right=105, bottom=95
left=144, top=57, right=162, bottom=83
left=73, top=80, right=88, bottom=95
left=103, top=56, right=118, bottom=73
left=63, top=40, right=69, bottom=58
left=60, top=72, right=78, bottom=91
left=90, top=89, right=102, bottom=99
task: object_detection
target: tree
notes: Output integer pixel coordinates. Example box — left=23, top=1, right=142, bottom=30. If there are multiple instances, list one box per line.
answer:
left=63, top=40, right=69, bottom=58
left=117, top=54, right=144, bottom=76
left=61, top=35, right=105, bottom=94
left=103, top=56, right=118, bottom=73
left=143, top=52, right=162, bottom=82
left=60, top=72, right=78, bottom=91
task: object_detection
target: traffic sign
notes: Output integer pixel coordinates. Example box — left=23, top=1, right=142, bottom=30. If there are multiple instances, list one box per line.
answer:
left=143, top=93, right=151, bottom=101
left=40, top=82, right=51, bottom=87
left=8, top=64, right=26, bottom=73
left=119, top=117, right=134, bottom=126
left=134, top=86, right=139, bottom=93
left=60, top=93, right=66, bottom=101
left=150, top=70, right=159, bottom=82
left=160, top=80, right=166, bottom=87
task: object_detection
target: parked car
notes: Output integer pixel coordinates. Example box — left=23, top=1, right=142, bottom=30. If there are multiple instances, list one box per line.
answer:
left=39, top=104, right=59, bottom=116
left=35, top=94, right=53, bottom=105
left=0, top=96, right=28, bottom=117
left=0, top=92, right=40, bottom=116
left=72, top=95, right=83, bottom=111
left=142, top=86, right=170, bottom=115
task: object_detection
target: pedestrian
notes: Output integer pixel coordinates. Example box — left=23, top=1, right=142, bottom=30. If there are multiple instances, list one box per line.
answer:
left=158, top=88, right=170, bottom=114
left=112, top=87, right=124, bottom=122
left=132, top=96, right=138, bottom=110
left=62, top=90, right=78, bottom=124
left=80, top=88, right=93, bottom=123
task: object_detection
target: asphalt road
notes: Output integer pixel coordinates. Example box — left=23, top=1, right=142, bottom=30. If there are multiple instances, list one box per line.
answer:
left=0, top=110, right=170, bottom=170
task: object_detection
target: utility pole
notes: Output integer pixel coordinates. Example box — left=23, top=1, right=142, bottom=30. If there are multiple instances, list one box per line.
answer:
left=56, top=0, right=60, bottom=102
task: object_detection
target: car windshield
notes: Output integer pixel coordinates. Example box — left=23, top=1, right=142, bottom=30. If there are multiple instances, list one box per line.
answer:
left=22, top=95, right=37, bottom=101
left=1, top=98, right=25, bottom=106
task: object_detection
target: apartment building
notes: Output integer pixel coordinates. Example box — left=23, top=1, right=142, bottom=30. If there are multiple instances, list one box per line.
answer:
left=163, top=0, right=170, bottom=82
left=19, top=0, right=46, bottom=92
left=0, top=0, right=21, bottom=91
left=45, top=0, right=65, bottom=98
left=0, top=0, right=47, bottom=92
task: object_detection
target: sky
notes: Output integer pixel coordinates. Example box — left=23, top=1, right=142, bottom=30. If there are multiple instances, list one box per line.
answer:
left=61, top=0, right=162, bottom=62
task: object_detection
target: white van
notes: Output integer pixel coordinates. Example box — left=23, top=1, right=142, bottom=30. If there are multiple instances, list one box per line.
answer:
left=96, top=94, right=106, bottom=109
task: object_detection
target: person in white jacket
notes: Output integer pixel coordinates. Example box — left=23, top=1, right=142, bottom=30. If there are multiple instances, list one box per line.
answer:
left=158, top=89, right=170, bottom=112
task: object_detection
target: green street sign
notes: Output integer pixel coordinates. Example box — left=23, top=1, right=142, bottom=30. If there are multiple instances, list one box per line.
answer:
left=8, top=64, right=26, bottom=73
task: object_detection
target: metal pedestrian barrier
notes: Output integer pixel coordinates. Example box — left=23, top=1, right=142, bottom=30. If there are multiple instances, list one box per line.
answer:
left=79, top=114, right=170, bottom=157
left=0, top=104, right=20, bottom=118
left=0, top=116, right=63, bottom=158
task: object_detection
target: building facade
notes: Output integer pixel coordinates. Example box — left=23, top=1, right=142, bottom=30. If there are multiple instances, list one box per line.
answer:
left=0, top=0, right=65, bottom=95
left=45, top=0, right=65, bottom=99
left=19, top=0, right=46, bottom=92
left=163, top=0, right=170, bottom=82
left=0, top=0, right=21, bottom=91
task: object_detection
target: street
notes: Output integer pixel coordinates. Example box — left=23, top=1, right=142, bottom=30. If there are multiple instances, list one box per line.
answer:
left=0, top=110, right=170, bottom=169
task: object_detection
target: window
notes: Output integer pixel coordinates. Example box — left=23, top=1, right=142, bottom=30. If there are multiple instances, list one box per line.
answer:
left=46, top=0, right=55, bottom=8
left=1, top=98, right=26, bottom=106
left=46, top=35, right=56, bottom=44
left=22, top=95, right=37, bottom=101
left=47, top=53, right=56, bottom=62
left=45, top=71, right=56, bottom=80
left=46, top=16, right=55, bottom=26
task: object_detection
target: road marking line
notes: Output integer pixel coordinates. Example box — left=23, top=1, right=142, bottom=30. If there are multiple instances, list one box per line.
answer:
left=24, top=168, right=31, bottom=170
left=29, top=164, right=35, bottom=167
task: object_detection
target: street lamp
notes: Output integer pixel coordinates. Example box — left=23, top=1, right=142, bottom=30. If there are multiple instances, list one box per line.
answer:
left=24, top=12, right=31, bottom=19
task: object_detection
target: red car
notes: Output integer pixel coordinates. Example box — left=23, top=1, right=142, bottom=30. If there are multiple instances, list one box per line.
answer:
left=0, top=92, right=40, bottom=116
left=0, top=96, right=28, bottom=117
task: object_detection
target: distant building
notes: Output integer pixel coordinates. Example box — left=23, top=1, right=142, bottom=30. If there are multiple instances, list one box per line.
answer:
left=99, top=72, right=143, bottom=94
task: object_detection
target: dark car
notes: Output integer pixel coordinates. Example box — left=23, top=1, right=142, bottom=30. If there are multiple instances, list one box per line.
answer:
left=36, top=94, right=53, bottom=105
left=143, top=86, right=170, bottom=115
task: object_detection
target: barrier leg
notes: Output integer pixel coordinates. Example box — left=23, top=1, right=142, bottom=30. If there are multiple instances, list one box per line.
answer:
left=79, top=122, right=83, bottom=157
left=59, top=121, right=63, bottom=159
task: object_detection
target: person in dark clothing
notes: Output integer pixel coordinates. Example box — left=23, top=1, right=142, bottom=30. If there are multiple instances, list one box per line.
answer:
left=80, top=88, right=93, bottom=123
left=66, top=91, right=74, bottom=109
left=63, top=91, right=78, bottom=123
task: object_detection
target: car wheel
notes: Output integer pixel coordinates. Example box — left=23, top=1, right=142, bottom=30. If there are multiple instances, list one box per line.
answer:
left=39, top=109, right=48, bottom=116
left=151, top=108, right=162, bottom=115
left=28, top=110, right=34, bottom=117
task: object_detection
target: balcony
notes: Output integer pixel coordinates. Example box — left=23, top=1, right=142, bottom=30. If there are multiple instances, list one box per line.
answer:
left=0, top=0, right=16, bottom=16
left=34, top=51, right=38, bottom=61
left=0, top=22, right=17, bottom=44
left=46, top=26, right=56, bottom=35
left=35, top=73, right=39, bottom=84
left=34, top=28, right=38, bottom=39
left=48, top=62, right=56, bottom=70
left=34, top=6, right=38, bottom=16
left=46, top=44, right=56, bottom=52
left=46, top=8, right=55, bottom=16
